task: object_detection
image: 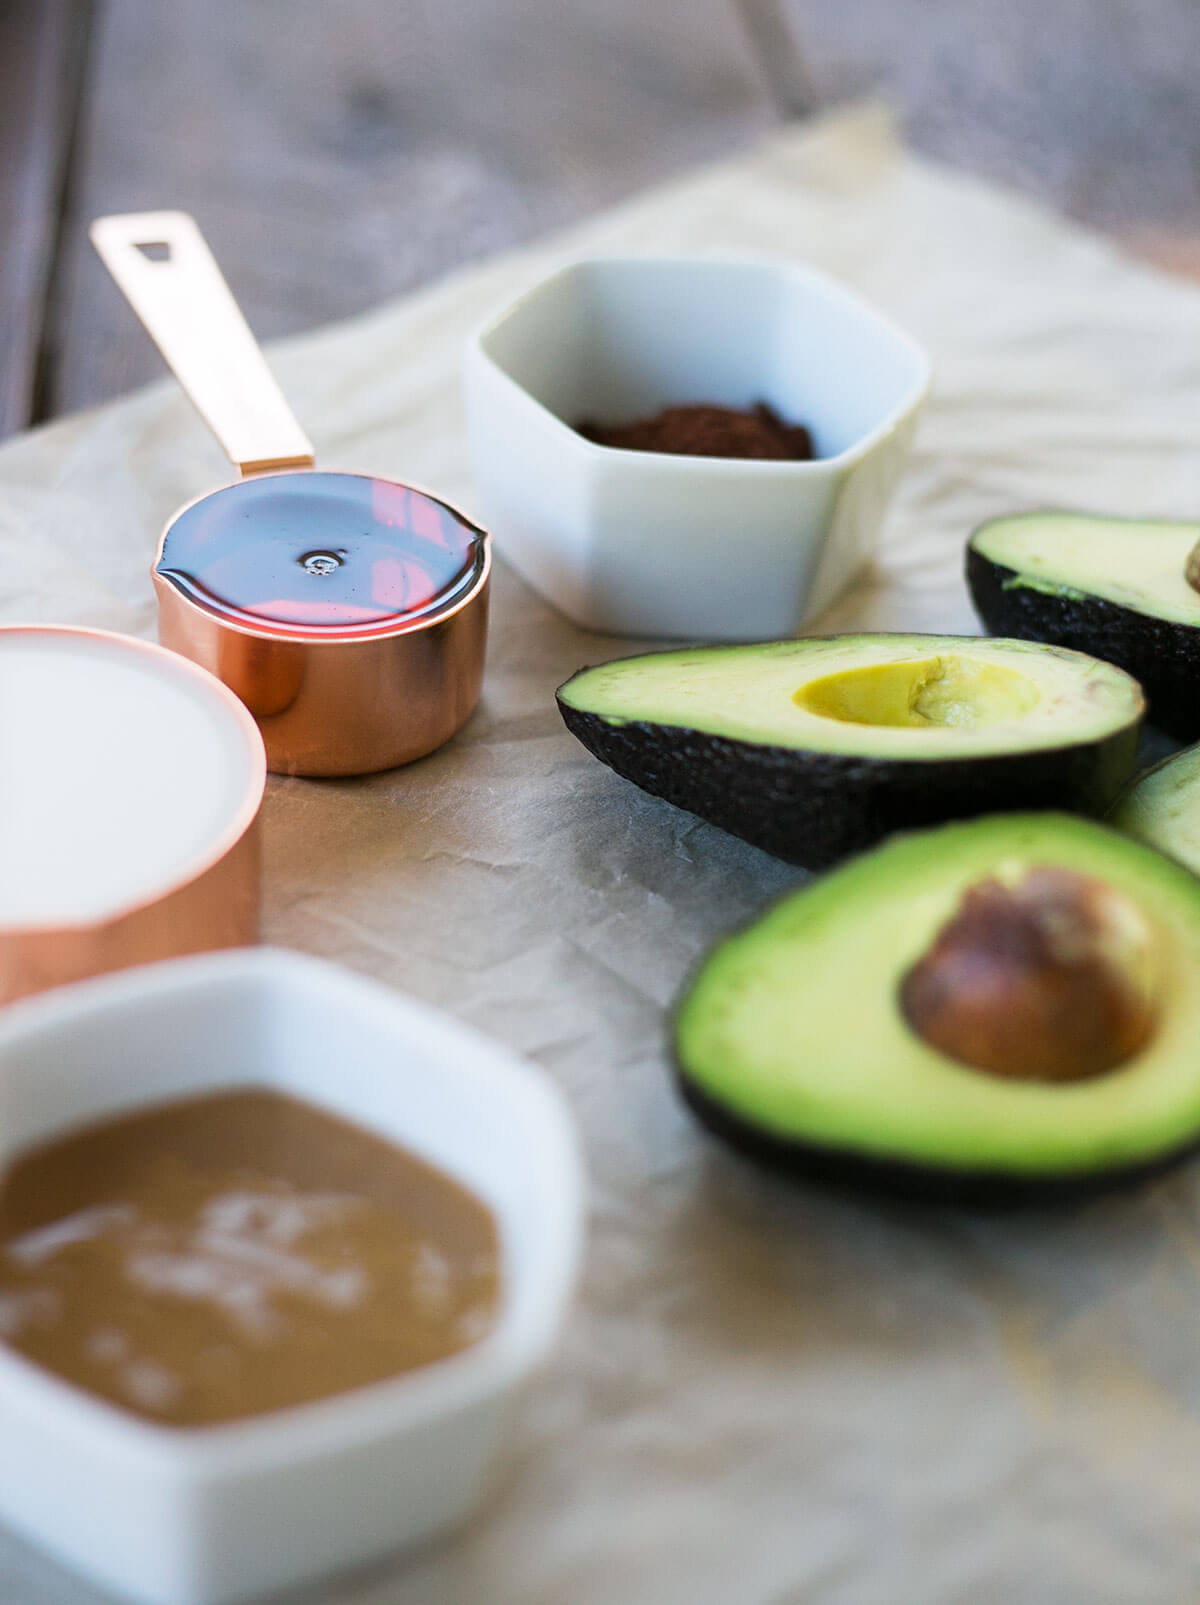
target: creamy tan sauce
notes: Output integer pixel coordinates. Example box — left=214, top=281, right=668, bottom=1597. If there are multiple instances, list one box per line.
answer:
left=0, top=1090, right=500, bottom=1426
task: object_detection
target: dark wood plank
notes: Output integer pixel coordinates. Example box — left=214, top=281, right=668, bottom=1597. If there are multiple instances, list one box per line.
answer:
left=0, top=0, right=91, bottom=436
left=730, top=0, right=816, bottom=117
left=46, top=0, right=777, bottom=417
left=777, top=0, right=1200, bottom=266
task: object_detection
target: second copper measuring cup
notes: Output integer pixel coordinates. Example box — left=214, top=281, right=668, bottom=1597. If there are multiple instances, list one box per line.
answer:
left=91, top=211, right=490, bottom=777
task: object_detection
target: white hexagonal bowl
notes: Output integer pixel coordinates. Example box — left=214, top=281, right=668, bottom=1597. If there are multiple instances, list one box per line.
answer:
left=0, top=949, right=583, bottom=1605
left=464, top=254, right=931, bottom=639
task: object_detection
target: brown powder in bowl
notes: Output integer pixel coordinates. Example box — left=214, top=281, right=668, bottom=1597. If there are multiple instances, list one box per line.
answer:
left=575, top=402, right=815, bottom=461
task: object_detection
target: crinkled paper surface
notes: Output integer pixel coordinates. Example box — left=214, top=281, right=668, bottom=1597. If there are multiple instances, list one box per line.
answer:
left=3, top=107, right=1200, bottom=1605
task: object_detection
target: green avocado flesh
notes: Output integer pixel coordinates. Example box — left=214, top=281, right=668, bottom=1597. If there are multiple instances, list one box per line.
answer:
left=971, top=511, right=1200, bottom=624
left=1112, top=744, right=1200, bottom=875
left=559, top=635, right=1138, bottom=760
left=676, top=814, right=1200, bottom=1196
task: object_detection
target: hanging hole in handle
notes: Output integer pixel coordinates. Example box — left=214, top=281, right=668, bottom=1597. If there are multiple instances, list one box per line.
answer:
left=135, top=240, right=172, bottom=263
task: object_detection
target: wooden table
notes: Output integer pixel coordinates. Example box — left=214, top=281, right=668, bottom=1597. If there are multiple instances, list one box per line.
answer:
left=3, top=0, right=1200, bottom=442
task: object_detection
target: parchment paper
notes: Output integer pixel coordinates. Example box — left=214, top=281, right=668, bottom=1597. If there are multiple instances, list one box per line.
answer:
left=4, top=107, right=1200, bottom=1605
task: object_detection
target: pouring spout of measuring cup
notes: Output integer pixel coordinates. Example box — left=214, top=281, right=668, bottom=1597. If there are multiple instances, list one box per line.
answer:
left=90, top=211, right=315, bottom=477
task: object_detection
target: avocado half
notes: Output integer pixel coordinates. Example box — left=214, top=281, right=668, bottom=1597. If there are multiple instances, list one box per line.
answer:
left=556, top=635, right=1143, bottom=869
left=968, top=511, right=1200, bottom=739
left=1111, top=743, right=1200, bottom=875
left=675, top=813, right=1200, bottom=1204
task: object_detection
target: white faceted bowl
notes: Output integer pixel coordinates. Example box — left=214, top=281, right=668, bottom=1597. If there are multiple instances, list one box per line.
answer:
left=464, top=254, right=930, bottom=639
left=0, top=949, right=584, bottom=1605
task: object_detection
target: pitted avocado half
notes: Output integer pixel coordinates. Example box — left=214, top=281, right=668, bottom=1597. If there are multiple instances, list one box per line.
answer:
left=968, top=511, right=1200, bottom=739
left=557, top=635, right=1143, bottom=869
left=675, top=813, right=1200, bottom=1204
left=1112, top=743, right=1200, bottom=875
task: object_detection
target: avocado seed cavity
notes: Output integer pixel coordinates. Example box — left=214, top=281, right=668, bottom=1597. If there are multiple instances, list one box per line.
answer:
left=793, top=656, right=1041, bottom=730
left=899, top=866, right=1158, bottom=1081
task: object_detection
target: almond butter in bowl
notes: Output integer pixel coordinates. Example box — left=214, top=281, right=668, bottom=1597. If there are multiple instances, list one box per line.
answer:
left=0, top=1089, right=501, bottom=1427
left=0, top=949, right=582, bottom=1605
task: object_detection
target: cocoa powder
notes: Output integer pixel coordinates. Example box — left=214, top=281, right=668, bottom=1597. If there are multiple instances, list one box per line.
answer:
left=575, top=401, right=814, bottom=461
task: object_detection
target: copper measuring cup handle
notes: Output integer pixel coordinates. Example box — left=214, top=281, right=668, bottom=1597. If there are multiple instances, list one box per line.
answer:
left=90, top=211, right=315, bottom=477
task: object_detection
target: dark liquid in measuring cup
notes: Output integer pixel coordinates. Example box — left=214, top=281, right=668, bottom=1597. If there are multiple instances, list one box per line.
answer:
left=157, top=471, right=487, bottom=637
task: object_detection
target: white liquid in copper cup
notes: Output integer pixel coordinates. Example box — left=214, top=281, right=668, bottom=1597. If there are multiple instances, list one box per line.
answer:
left=0, top=626, right=264, bottom=1002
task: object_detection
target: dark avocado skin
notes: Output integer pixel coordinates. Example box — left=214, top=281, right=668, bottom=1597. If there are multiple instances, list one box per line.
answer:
left=968, top=544, right=1200, bottom=742
left=557, top=697, right=1140, bottom=871
left=675, top=1065, right=1200, bottom=1207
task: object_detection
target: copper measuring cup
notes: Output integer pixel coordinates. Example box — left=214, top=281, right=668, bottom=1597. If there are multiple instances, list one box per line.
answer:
left=90, top=211, right=490, bottom=777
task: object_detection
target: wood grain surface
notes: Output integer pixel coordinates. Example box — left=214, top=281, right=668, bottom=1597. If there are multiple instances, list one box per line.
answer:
left=1, top=1, right=1199, bottom=423
left=778, top=0, right=1200, bottom=259
left=0, top=0, right=90, bottom=436
left=43, top=0, right=777, bottom=420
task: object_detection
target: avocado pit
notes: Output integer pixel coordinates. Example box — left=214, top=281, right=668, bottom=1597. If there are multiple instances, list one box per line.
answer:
left=1185, top=537, right=1200, bottom=595
left=899, top=865, right=1157, bottom=1081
